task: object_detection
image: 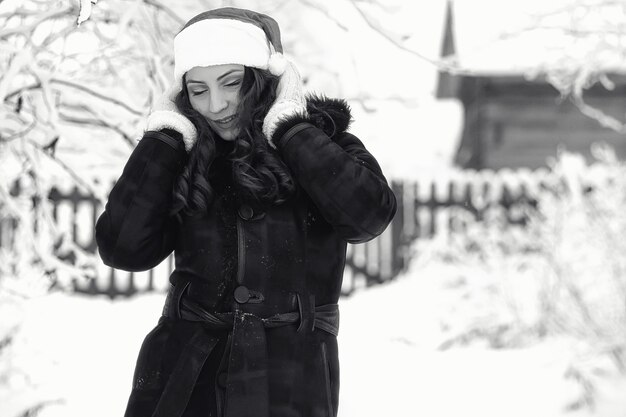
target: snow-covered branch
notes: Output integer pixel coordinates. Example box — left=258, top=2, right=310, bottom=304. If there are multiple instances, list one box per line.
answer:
left=0, top=7, right=75, bottom=40
left=0, top=0, right=182, bottom=293
left=4, top=79, right=143, bottom=117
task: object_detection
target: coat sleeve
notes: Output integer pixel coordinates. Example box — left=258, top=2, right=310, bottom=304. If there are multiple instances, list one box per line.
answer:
left=95, top=129, right=188, bottom=272
left=275, top=121, right=397, bottom=244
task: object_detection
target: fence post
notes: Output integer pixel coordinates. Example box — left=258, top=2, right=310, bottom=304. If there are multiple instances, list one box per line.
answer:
left=413, top=182, right=421, bottom=240
left=428, top=181, right=437, bottom=237
left=446, top=181, right=456, bottom=233
left=48, top=186, right=61, bottom=221
left=87, top=195, right=100, bottom=253
left=391, top=181, right=405, bottom=275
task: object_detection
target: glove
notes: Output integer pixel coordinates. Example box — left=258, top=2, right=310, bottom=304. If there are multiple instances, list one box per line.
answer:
left=262, top=59, right=307, bottom=148
left=145, top=84, right=198, bottom=152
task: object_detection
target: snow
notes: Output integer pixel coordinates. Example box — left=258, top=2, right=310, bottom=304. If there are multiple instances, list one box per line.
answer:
left=2, top=256, right=626, bottom=417
left=3, top=1, right=626, bottom=416
left=76, top=0, right=98, bottom=27
left=0, top=291, right=163, bottom=417
left=338, top=261, right=580, bottom=417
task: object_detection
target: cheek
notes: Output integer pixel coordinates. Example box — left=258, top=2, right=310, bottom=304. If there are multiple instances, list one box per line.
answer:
left=227, top=89, right=242, bottom=107
left=189, top=96, right=207, bottom=115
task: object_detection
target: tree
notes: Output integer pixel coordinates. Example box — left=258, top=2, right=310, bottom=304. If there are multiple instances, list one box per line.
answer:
left=0, top=0, right=194, bottom=288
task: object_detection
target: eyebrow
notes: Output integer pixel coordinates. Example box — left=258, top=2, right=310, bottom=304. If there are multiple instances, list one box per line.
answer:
left=186, top=69, right=244, bottom=85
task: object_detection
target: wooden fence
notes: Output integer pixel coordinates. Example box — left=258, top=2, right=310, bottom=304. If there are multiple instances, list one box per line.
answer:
left=0, top=173, right=540, bottom=298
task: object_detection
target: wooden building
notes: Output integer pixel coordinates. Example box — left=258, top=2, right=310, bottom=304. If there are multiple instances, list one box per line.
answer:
left=436, top=1, right=626, bottom=170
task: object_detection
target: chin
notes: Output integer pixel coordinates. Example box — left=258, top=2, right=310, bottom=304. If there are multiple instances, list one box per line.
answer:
left=216, top=128, right=239, bottom=141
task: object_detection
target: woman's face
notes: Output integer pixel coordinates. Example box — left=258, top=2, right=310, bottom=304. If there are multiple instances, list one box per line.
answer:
left=185, top=64, right=244, bottom=141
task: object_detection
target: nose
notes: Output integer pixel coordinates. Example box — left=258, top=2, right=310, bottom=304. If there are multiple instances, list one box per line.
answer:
left=208, top=91, right=228, bottom=114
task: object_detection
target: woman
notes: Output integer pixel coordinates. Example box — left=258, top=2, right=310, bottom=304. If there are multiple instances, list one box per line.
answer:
left=96, top=7, right=396, bottom=417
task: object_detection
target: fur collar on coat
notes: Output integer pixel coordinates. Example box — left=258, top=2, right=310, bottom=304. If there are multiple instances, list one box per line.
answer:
left=272, top=94, right=354, bottom=145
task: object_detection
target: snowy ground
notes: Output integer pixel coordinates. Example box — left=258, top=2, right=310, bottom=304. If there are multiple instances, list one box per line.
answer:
left=1, top=259, right=626, bottom=417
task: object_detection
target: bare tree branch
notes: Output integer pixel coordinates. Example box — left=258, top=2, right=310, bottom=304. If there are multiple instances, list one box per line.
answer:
left=0, top=7, right=75, bottom=39
left=0, top=118, right=37, bottom=143
left=498, top=25, right=626, bottom=41
left=345, top=94, right=420, bottom=106
left=346, top=0, right=475, bottom=76
left=4, top=79, right=144, bottom=117
left=59, top=111, right=137, bottom=147
left=572, top=95, right=626, bottom=133
left=138, top=0, right=186, bottom=25
left=299, top=0, right=349, bottom=31
left=53, top=78, right=144, bottom=116
left=32, top=144, right=101, bottom=196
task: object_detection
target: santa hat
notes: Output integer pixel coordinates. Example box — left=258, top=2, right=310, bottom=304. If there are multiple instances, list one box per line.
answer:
left=173, top=7, right=287, bottom=92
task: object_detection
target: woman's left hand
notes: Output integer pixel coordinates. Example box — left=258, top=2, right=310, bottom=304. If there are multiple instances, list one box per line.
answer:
left=145, top=84, right=198, bottom=152
left=262, top=59, right=307, bottom=147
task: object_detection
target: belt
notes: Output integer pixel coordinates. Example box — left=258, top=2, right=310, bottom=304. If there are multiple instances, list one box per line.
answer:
left=153, top=280, right=339, bottom=417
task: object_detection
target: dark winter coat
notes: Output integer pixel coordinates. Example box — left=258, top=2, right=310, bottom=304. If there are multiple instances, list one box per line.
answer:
left=95, top=96, right=397, bottom=417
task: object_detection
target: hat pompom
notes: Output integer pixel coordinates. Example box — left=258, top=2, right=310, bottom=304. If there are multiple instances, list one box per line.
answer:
left=268, top=52, right=287, bottom=76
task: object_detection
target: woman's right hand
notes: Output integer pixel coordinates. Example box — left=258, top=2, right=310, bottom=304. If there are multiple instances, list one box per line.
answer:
left=145, top=84, right=198, bottom=152
left=262, top=59, right=307, bottom=148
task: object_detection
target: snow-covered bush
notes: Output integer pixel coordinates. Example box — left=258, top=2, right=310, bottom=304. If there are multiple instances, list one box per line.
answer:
left=413, top=145, right=626, bottom=408
left=530, top=146, right=626, bottom=346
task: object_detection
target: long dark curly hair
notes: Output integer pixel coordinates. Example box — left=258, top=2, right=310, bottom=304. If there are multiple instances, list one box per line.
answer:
left=170, top=67, right=296, bottom=216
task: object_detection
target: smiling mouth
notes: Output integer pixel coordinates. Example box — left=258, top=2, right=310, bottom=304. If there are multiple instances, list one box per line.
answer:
left=213, top=114, right=237, bottom=125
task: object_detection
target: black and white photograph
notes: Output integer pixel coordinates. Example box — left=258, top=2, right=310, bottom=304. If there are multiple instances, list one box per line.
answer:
left=1, top=0, right=626, bottom=416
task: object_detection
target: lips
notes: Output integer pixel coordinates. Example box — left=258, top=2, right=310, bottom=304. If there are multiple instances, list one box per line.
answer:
left=213, top=114, right=237, bottom=125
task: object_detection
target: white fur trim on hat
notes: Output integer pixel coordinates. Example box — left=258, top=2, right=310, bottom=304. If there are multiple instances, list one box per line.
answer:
left=145, top=110, right=198, bottom=152
left=174, top=18, right=273, bottom=91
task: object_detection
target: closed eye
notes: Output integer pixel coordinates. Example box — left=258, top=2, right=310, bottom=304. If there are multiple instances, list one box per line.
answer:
left=191, top=90, right=207, bottom=96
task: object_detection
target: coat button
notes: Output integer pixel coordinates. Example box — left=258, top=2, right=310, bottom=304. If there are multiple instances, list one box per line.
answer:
left=238, top=204, right=254, bottom=220
left=217, top=372, right=228, bottom=388
left=234, top=285, right=250, bottom=303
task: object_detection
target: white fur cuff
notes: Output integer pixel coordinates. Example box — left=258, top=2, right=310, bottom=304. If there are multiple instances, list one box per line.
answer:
left=146, top=110, right=198, bottom=152
left=263, top=100, right=307, bottom=148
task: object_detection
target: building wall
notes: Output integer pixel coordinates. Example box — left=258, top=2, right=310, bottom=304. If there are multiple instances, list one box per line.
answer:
left=455, top=77, right=626, bottom=170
